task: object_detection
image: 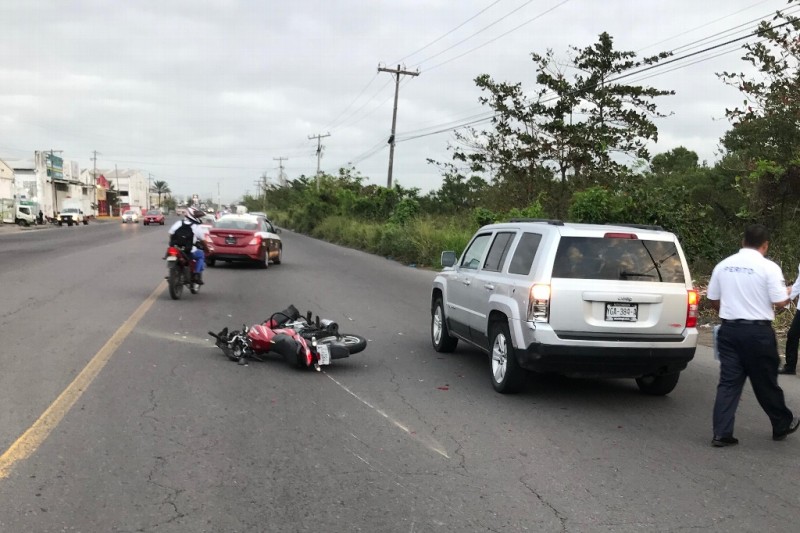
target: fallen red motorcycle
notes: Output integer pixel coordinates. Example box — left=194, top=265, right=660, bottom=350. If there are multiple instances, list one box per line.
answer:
left=208, top=305, right=367, bottom=370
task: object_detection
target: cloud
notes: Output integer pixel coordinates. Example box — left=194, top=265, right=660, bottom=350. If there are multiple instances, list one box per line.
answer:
left=0, top=0, right=787, bottom=201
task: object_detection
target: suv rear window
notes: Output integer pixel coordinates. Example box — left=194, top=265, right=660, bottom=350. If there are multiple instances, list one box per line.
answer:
left=552, top=237, right=685, bottom=282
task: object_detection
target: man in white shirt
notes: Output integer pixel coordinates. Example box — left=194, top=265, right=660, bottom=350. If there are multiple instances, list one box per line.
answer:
left=706, top=224, right=799, bottom=447
left=780, top=264, right=800, bottom=375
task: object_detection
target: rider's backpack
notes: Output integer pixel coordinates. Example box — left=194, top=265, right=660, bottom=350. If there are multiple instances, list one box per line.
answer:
left=170, top=222, right=194, bottom=253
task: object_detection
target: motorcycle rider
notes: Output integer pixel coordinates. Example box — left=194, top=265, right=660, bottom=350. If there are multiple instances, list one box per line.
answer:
left=168, top=206, right=209, bottom=284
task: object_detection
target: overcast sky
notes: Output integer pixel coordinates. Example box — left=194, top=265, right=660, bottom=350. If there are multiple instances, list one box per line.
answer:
left=0, top=0, right=791, bottom=204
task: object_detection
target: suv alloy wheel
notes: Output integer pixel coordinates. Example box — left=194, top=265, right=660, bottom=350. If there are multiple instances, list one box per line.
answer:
left=490, top=320, right=525, bottom=394
left=431, top=297, right=458, bottom=352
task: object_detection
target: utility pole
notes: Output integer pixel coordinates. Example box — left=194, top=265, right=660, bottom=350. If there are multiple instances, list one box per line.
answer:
left=91, top=150, right=99, bottom=216
left=47, top=149, right=64, bottom=218
left=378, top=64, right=419, bottom=189
left=308, top=133, right=330, bottom=191
left=273, top=156, right=288, bottom=187
left=115, top=164, right=119, bottom=216
left=147, top=173, right=152, bottom=210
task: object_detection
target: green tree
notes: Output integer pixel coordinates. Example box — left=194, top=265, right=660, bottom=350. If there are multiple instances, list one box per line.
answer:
left=717, top=2, right=800, bottom=227
left=152, top=180, right=171, bottom=208
left=650, top=147, right=699, bottom=176
left=440, top=32, right=672, bottom=217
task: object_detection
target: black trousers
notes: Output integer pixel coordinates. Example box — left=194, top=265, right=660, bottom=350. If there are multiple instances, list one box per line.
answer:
left=784, top=310, right=800, bottom=370
left=713, top=322, right=794, bottom=437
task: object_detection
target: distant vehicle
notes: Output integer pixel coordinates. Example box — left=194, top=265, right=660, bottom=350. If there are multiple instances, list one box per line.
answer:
left=199, top=215, right=216, bottom=233
left=2, top=203, right=37, bottom=226
left=57, top=206, right=87, bottom=226
left=235, top=205, right=248, bottom=215
left=143, top=209, right=165, bottom=226
left=205, top=214, right=282, bottom=268
left=121, top=210, right=139, bottom=223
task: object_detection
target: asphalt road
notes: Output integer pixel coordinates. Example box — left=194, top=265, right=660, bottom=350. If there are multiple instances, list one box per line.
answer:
left=0, top=219, right=798, bottom=532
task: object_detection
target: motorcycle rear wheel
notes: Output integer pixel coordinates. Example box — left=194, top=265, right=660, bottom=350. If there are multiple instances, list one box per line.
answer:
left=168, top=267, right=183, bottom=300
left=318, top=334, right=367, bottom=355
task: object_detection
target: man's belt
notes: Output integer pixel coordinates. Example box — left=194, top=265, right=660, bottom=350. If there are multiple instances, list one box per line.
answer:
left=721, top=319, right=772, bottom=325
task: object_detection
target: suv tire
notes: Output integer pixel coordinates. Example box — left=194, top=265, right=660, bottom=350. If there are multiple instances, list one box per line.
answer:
left=490, top=320, right=525, bottom=394
left=431, top=297, right=458, bottom=353
left=636, top=372, right=680, bottom=396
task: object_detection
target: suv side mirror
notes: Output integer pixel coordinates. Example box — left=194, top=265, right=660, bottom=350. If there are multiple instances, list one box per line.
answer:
left=441, top=251, right=456, bottom=268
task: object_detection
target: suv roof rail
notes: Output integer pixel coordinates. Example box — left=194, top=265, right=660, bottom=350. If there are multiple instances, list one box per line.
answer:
left=610, top=223, right=664, bottom=231
left=508, top=218, right=565, bottom=226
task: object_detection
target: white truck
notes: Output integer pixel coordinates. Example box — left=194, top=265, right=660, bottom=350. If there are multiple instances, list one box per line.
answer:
left=57, top=200, right=88, bottom=226
left=2, top=203, right=38, bottom=226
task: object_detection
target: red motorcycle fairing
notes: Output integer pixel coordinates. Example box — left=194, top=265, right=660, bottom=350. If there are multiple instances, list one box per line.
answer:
left=247, top=324, right=313, bottom=367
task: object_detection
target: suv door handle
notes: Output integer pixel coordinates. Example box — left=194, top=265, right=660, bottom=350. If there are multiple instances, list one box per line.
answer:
left=484, top=283, right=495, bottom=290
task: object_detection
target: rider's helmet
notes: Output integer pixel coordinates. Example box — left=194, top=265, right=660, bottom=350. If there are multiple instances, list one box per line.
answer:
left=185, top=206, right=206, bottom=224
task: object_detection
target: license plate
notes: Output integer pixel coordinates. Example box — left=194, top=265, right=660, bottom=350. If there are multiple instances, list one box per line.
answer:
left=317, top=344, right=331, bottom=365
left=605, top=303, right=638, bottom=322
left=225, top=237, right=236, bottom=245
left=166, top=256, right=177, bottom=262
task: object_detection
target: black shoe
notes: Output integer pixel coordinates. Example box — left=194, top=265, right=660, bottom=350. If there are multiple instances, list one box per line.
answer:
left=711, top=436, right=739, bottom=447
left=773, top=417, right=800, bottom=441
left=778, top=365, right=796, bottom=375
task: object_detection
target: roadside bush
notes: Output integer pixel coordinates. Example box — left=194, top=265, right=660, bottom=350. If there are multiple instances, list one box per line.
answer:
left=389, top=197, right=420, bottom=225
left=472, top=207, right=496, bottom=228
left=504, top=202, right=546, bottom=221
left=569, top=187, right=623, bottom=223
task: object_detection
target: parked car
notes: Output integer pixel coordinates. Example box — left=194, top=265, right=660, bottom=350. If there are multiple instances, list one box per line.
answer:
left=121, top=210, right=139, bottom=223
left=431, top=219, right=699, bottom=395
left=205, top=214, right=282, bottom=268
left=143, top=209, right=165, bottom=225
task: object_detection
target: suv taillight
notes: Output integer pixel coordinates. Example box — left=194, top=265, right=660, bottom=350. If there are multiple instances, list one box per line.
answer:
left=528, top=284, right=551, bottom=322
left=686, top=289, right=698, bottom=328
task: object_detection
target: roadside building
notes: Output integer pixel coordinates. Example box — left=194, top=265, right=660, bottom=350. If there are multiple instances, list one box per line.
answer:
left=99, top=168, right=149, bottom=213
left=3, top=152, right=94, bottom=219
left=0, top=158, right=14, bottom=222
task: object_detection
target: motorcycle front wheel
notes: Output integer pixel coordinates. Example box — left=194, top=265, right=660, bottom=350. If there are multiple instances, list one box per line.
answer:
left=168, top=266, right=183, bottom=300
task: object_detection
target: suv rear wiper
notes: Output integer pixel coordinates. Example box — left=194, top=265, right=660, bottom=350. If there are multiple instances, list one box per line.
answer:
left=620, top=271, right=656, bottom=279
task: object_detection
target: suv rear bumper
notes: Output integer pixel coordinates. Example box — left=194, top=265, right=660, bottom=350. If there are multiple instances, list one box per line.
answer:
left=515, top=343, right=696, bottom=378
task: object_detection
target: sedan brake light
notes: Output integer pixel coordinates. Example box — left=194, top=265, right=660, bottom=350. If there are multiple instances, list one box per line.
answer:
left=248, top=236, right=262, bottom=246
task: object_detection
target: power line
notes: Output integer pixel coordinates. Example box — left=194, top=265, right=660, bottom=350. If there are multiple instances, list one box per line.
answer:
left=322, top=73, right=380, bottom=130
left=389, top=0, right=505, bottom=65
left=422, top=0, right=573, bottom=72
left=395, top=17, right=796, bottom=144
left=637, top=0, right=777, bottom=52
left=412, top=0, right=538, bottom=67
left=329, top=78, right=394, bottom=132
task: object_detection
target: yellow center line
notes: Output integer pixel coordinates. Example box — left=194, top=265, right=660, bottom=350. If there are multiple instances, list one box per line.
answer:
left=0, top=280, right=166, bottom=479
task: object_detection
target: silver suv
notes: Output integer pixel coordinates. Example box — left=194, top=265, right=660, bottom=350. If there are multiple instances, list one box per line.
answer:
left=431, top=220, right=698, bottom=395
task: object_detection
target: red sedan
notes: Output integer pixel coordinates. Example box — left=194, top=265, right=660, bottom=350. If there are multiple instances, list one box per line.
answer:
left=205, top=214, right=282, bottom=268
left=143, top=209, right=165, bottom=225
